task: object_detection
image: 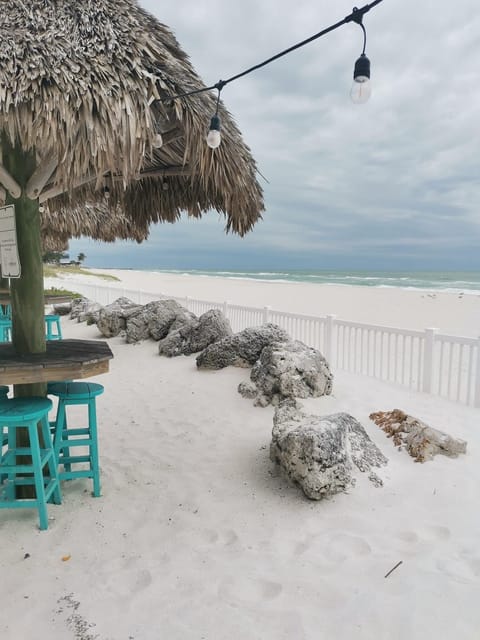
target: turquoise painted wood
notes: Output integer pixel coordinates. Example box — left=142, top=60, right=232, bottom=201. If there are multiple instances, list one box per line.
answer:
left=0, top=385, right=10, bottom=450
left=45, top=314, right=62, bottom=340
left=0, top=318, right=12, bottom=342
left=0, top=304, right=11, bottom=319
left=0, top=397, right=62, bottom=530
left=49, top=382, right=104, bottom=497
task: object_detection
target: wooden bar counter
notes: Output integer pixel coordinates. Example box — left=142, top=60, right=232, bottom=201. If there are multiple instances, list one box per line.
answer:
left=0, top=339, right=113, bottom=385
left=0, top=294, right=74, bottom=306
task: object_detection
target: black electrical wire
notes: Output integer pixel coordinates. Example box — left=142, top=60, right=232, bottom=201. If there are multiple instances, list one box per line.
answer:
left=161, top=0, right=384, bottom=102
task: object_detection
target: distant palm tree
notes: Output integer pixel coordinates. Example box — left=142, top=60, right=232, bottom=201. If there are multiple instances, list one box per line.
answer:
left=77, top=252, right=86, bottom=264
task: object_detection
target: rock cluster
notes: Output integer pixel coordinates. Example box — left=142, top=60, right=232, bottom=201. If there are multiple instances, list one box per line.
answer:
left=196, top=324, right=290, bottom=369
left=96, top=297, right=143, bottom=338
left=65, top=296, right=233, bottom=357
left=158, top=309, right=232, bottom=357
left=124, top=299, right=194, bottom=343
left=271, top=401, right=387, bottom=500
left=239, top=339, right=333, bottom=406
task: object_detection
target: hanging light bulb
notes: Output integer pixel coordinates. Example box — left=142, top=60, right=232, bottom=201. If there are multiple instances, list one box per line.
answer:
left=103, top=185, right=110, bottom=200
left=207, top=114, right=221, bottom=149
left=349, top=9, right=371, bottom=104
left=152, top=132, right=163, bottom=149
left=206, top=81, right=225, bottom=149
left=350, top=53, right=371, bottom=104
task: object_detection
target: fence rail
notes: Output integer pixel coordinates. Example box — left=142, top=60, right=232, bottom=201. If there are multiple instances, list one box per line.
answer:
left=55, top=279, right=480, bottom=408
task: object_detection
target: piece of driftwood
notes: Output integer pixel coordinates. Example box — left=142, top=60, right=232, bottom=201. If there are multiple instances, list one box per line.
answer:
left=384, top=561, right=403, bottom=578
left=369, top=409, right=467, bottom=462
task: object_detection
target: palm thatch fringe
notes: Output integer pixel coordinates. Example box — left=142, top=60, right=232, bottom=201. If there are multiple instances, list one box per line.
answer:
left=0, top=0, right=264, bottom=242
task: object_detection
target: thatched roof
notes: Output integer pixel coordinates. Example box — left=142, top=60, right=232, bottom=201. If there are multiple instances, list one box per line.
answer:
left=0, top=0, right=264, bottom=241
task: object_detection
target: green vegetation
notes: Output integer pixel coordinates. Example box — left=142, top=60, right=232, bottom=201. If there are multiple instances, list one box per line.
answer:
left=42, top=264, right=119, bottom=281
left=42, top=250, right=69, bottom=264
left=44, top=287, right=83, bottom=298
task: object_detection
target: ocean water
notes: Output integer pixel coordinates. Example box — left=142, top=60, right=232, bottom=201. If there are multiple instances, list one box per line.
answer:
left=147, top=269, right=480, bottom=295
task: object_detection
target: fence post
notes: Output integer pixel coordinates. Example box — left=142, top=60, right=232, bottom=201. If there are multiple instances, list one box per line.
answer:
left=263, top=306, right=271, bottom=323
left=324, top=314, right=336, bottom=364
left=422, top=328, right=437, bottom=394
left=223, top=300, right=229, bottom=316
left=474, top=336, right=480, bottom=408
left=184, top=295, right=189, bottom=310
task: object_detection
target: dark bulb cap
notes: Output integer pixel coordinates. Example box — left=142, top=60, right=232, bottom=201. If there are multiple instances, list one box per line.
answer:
left=209, top=114, right=221, bottom=131
left=353, top=53, right=370, bottom=81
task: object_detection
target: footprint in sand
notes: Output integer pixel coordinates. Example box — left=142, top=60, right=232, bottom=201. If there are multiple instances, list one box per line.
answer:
left=294, top=539, right=311, bottom=556
left=424, top=525, right=451, bottom=540
left=436, top=556, right=479, bottom=582
left=200, top=528, right=239, bottom=547
left=324, top=533, right=372, bottom=563
left=292, top=533, right=371, bottom=563
left=218, top=576, right=283, bottom=605
left=397, top=531, right=419, bottom=543
left=397, top=526, right=450, bottom=549
left=135, top=568, right=153, bottom=589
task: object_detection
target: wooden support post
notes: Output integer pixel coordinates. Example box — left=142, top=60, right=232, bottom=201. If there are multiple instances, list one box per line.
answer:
left=1, top=137, right=47, bottom=497
left=0, top=164, right=21, bottom=199
left=26, top=153, right=58, bottom=199
left=1, top=137, right=46, bottom=393
left=39, top=172, right=95, bottom=203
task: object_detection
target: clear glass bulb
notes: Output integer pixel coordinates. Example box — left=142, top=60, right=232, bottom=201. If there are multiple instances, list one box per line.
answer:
left=206, top=129, right=221, bottom=149
left=350, top=77, right=372, bottom=104
left=152, top=133, right=163, bottom=148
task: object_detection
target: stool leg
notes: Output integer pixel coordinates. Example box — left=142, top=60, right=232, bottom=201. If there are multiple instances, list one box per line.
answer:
left=28, top=420, right=49, bottom=530
left=40, top=414, right=62, bottom=506
left=5, top=425, right=16, bottom=498
left=0, top=425, right=7, bottom=484
left=88, top=398, right=101, bottom=497
left=54, top=400, right=71, bottom=472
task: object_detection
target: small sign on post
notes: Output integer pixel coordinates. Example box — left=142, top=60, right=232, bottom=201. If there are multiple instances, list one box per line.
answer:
left=0, top=204, right=21, bottom=278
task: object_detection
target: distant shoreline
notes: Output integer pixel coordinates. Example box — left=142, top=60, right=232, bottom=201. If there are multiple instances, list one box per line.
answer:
left=49, top=267, right=480, bottom=337
left=82, top=267, right=480, bottom=295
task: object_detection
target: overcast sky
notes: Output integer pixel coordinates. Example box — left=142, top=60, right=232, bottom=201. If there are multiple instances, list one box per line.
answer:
left=70, top=0, right=480, bottom=272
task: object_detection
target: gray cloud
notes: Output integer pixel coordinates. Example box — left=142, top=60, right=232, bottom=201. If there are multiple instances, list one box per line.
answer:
left=70, top=0, right=480, bottom=270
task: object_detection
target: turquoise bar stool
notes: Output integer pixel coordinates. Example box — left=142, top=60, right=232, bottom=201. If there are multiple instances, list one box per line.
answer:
left=49, top=382, right=104, bottom=497
left=0, top=397, right=62, bottom=530
left=0, top=304, right=11, bottom=319
left=0, top=318, right=12, bottom=342
left=45, top=314, right=62, bottom=340
left=0, top=385, right=10, bottom=453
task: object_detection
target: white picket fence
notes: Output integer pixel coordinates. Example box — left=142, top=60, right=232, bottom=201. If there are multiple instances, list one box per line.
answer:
left=58, top=279, right=480, bottom=408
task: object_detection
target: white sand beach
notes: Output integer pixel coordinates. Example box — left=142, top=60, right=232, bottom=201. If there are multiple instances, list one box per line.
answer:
left=1, top=270, right=480, bottom=640
left=84, top=268, right=480, bottom=337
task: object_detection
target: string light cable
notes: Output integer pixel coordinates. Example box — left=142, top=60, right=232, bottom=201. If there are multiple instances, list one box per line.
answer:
left=159, top=1, right=385, bottom=147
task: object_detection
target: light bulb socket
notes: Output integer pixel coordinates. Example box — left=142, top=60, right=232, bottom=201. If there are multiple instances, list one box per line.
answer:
left=353, top=53, right=370, bottom=81
left=209, top=114, right=221, bottom=132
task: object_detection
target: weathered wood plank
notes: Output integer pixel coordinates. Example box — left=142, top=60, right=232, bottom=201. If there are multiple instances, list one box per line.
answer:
left=0, top=339, right=113, bottom=384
